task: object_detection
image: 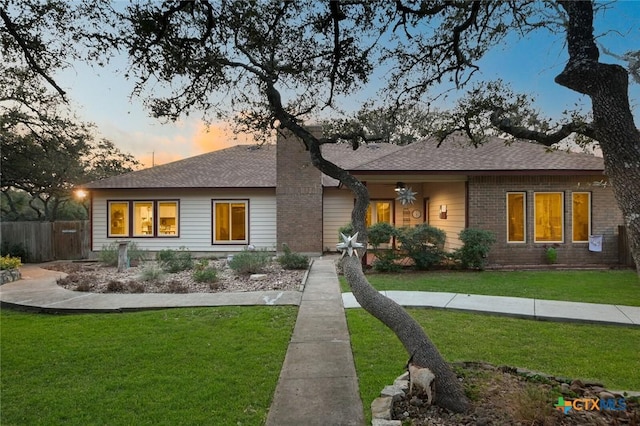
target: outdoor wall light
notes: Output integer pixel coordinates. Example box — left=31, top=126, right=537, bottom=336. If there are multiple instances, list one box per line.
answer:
left=395, top=182, right=406, bottom=192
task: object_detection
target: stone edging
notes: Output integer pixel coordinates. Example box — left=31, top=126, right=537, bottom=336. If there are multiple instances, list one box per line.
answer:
left=0, top=269, right=21, bottom=285
left=371, top=372, right=408, bottom=426
left=370, top=363, right=640, bottom=425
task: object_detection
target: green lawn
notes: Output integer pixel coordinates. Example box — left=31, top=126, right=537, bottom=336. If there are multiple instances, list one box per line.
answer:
left=1, top=307, right=297, bottom=426
left=340, top=269, right=640, bottom=306
left=346, top=308, right=640, bottom=423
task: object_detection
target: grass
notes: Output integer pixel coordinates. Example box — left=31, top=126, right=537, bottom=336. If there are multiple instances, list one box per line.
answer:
left=1, top=307, right=297, bottom=426
left=347, top=308, right=640, bottom=423
left=340, top=269, right=640, bottom=306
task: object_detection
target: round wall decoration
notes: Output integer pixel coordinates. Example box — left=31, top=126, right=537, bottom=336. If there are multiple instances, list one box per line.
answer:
left=412, top=210, right=422, bottom=219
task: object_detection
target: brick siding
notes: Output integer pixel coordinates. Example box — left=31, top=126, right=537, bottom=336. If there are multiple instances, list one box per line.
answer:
left=276, top=128, right=324, bottom=254
left=468, top=175, right=624, bottom=266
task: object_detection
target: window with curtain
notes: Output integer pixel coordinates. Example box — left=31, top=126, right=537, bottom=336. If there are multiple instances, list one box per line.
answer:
left=213, top=200, right=248, bottom=243
left=108, top=202, right=129, bottom=237
left=506, top=192, right=526, bottom=243
left=534, top=192, right=564, bottom=243
left=572, top=192, right=591, bottom=242
left=365, top=200, right=393, bottom=227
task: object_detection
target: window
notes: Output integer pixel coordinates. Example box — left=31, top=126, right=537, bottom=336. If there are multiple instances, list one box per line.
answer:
left=506, top=192, right=526, bottom=243
left=572, top=192, right=591, bottom=242
left=107, top=200, right=179, bottom=238
left=158, top=201, right=179, bottom=236
left=108, top=202, right=129, bottom=237
left=534, top=192, right=564, bottom=243
left=213, top=200, right=248, bottom=243
left=365, top=200, right=393, bottom=227
left=133, top=201, right=154, bottom=237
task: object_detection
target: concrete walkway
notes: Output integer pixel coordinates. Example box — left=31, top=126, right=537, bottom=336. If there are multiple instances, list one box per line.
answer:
left=0, top=264, right=302, bottom=312
left=343, top=291, right=640, bottom=326
left=266, top=258, right=365, bottom=426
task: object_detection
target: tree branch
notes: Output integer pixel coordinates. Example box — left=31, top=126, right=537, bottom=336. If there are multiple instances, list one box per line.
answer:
left=490, top=108, right=596, bottom=145
left=0, top=8, right=67, bottom=100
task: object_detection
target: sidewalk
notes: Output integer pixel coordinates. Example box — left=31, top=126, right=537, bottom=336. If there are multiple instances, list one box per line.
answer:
left=0, top=264, right=301, bottom=312
left=266, top=258, right=365, bottom=426
left=343, top=291, right=640, bottom=326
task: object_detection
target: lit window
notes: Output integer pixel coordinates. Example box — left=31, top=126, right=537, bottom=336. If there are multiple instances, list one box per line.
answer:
left=108, top=202, right=129, bottom=237
left=534, top=193, right=564, bottom=243
left=133, top=201, right=154, bottom=236
left=572, top=192, right=591, bottom=242
left=158, top=201, right=179, bottom=236
left=213, top=200, right=248, bottom=243
left=506, top=192, right=526, bottom=243
left=365, top=200, right=393, bottom=227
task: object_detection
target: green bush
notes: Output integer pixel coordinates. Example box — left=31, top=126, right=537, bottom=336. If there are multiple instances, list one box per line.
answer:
left=338, top=223, right=354, bottom=242
left=367, top=222, right=396, bottom=247
left=367, top=222, right=401, bottom=272
left=229, top=250, right=271, bottom=274
left=192, top=259, right=218, bottom=283
left=138, top=264, right=166, bottom=282
left=156, top=247, right=193, bottom=273
left=0, top=242, right=29, bottom=263
left=396, top=224, right=446, bottom=270
left=0, top=254, right=22, bottom=270
left=455, top=228, right=497, bottom=270
left=277, top=244, right=309, bottom=270
left=99, top=242, right=147, bottom=266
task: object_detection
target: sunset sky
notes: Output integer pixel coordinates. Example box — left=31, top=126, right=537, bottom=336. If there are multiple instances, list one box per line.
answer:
left=53, top=2, right=639, bottom=169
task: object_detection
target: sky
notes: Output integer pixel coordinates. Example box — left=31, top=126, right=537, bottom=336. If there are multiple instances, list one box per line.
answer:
left=53, top=1, right=640, bottom=169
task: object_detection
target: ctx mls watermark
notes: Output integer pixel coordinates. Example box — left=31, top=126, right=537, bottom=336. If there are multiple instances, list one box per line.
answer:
left=554, top=396, right=627, bottom=414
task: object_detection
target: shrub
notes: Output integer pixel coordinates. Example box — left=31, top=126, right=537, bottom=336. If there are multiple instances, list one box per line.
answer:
left=456, top=228, right=497, bottom=270
left=367, top=222, right=401, bottom=272
left=167, top=280, right=188, bottom=293
left=229, top=250, right=271, bottom=274
left=126, top=281, right=145, bottom=293
left=545, top=246, right=558, bottom=265
left=0, top=242, right=29, bottom=263
left=99, top=242, right=147, bottom=267
left=277, top=243, right=309, bottom=270
left=396, top=224, right=446, bottom=270
left=138, top=265, right=166, bottom=282
left=338, top=223, right=354, bottom=242
left=0, top=254, right=22, bottom=270
left=156, top=247, right=193, bottom=273
left=192, top=259, right=218, bottom=283
left=106, top=280, right=126, bottom=292
left=367, top=222, right=396, bottom=247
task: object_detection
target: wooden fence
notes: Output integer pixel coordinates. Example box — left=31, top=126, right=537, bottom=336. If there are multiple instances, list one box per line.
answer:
left=0, top=221, right=90, bottom=262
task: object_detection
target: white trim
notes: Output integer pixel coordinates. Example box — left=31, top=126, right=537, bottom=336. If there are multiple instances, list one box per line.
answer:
left=506, top=192, right=526, bottom=243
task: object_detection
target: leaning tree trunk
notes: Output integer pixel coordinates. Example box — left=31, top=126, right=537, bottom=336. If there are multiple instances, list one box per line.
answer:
left=555, top=0, right=640, bottom=274
left=270, top=109, right=470, bottom=413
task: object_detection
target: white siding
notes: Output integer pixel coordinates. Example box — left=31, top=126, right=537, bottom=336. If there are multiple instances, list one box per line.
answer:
left=91, top=188, right=276, bottom=254
left=322, top=188, right=353, bottom=252
left=423, top=182, right=466, bottom=251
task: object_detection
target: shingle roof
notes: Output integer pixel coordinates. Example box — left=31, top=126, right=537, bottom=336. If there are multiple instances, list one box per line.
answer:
left=82, top=136, right=604, bottom=190
left=352, top=136, right=605, bottom=173
left=83, top=144, right=277, bottom=189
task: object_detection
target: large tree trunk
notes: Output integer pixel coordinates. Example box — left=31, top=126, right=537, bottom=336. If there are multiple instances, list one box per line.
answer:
left=271, top=113, right=470, bottom=413
left=555, top=0, right=640, bottom=272
left=342, top=255, right=470, bottom=413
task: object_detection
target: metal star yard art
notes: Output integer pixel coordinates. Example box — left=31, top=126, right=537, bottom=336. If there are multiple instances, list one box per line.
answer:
left=337, top=232, right=364, bottom=258
left=396, top=187, right=417, bottom=206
